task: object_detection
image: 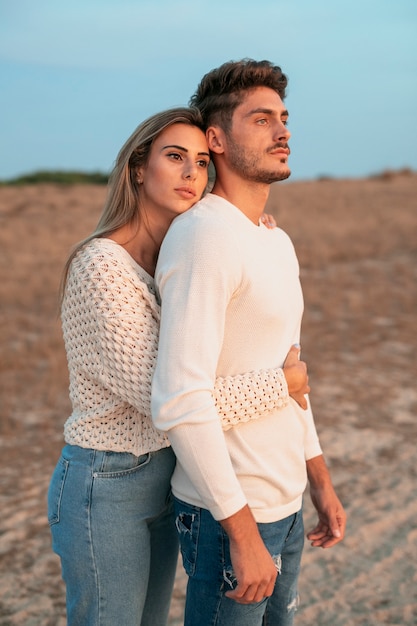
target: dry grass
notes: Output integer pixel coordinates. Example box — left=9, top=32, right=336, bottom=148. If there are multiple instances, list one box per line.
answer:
left=0, top=172, right=416, bottom=624
left=0, top=184, right=105, bottom=433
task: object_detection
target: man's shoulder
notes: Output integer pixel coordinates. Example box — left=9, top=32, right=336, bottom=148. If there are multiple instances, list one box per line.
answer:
left=177, top=193, right=228, bottom=221
left=169, top=194, right=233, bottom=237
left=159, top=195, right=241, bottom=269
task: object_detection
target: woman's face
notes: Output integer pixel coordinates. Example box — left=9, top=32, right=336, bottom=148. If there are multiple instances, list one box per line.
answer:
left=138, top=123, right=210, bottom=220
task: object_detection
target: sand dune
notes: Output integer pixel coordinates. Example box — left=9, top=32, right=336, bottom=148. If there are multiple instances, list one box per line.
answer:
left=0, top=172, right=416, bottom=625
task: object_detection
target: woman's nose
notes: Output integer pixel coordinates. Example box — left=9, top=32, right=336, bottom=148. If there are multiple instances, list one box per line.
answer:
left=183, top=164, right=197, bottom=180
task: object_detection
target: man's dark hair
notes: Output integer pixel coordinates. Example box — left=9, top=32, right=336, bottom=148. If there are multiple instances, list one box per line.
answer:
left=189, top=58, right=288, bottom=132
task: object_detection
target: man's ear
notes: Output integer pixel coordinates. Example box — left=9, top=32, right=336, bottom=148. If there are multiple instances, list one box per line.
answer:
left=206, top=126, right=225, bottom=154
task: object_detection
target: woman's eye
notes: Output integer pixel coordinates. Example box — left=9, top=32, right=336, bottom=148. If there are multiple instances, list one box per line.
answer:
left=197, top=160, right=209, bottom=168
left=167, top=152, right=182, bottom=160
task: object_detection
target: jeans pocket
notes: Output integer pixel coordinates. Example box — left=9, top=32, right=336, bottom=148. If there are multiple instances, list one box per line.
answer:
left=285, top=509, right=304, bottom=542
left=174, top=501, right=200, bottom=577
left=93, top=452, right=151, bottom=478
left=47, top=456, right=69, bottom=526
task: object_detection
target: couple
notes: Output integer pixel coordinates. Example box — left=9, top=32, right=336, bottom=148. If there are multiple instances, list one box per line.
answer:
left=48, top=58, right=346, bottom=626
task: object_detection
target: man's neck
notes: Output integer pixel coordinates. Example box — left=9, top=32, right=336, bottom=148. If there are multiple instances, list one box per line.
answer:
left=211, top=178, right=271, bottom=225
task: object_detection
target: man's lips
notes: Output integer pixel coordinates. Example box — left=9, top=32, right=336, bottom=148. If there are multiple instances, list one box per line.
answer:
left=268, top=146, right=290, bottom=157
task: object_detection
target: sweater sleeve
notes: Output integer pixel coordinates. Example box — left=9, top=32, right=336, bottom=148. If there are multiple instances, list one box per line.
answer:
left=63, top=243, right=159, bottom=416
left=215, top=367, right=289, bottom=430
left=300, top=397, right=323, bottom=460
left=286, top=328, right=322, bottom=461
left=152, top=213, right=249, bottom=519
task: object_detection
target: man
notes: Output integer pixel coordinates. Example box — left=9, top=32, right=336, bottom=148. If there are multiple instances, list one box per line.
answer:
left=152, top=59, right=346, bottom=625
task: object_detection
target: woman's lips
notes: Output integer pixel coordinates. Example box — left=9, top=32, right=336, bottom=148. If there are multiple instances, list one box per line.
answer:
left=175, top=187, right=196, bottom=199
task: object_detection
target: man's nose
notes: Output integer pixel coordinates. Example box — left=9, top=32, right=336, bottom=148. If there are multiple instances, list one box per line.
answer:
left=273, top=121, right=291, bottom=142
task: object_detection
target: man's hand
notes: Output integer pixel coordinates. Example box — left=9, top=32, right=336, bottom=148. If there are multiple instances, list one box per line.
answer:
left=306, top=455, right=346, bottom=548
left=283, top=344, right=310, bottom=409
left=220, top=505, right=277, bottom=603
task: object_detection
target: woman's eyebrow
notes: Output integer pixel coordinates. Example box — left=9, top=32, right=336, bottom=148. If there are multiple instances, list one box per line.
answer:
left=162, top=144, right=210, bottom=157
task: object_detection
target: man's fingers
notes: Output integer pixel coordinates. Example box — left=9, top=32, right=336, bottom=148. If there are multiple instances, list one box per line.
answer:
left=225, top=568, right=277, bottom=604
left=225, top=585, right=259, bottom=604
left=307, top=520, right=344, bottom=548
left=225, top=579, right=275, bottom=604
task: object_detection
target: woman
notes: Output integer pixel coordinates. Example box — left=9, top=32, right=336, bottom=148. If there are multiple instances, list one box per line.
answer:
left=47, top=107, right=309, bottom=626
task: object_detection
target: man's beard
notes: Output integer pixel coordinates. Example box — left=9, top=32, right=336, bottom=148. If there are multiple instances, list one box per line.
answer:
left=227, top=135, right=291, bottom=183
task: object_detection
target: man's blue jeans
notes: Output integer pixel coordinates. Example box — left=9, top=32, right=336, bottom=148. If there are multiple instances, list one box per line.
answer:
left=174, top=497, right=304, bottom=626
left=48, top=444, right=178, bottom=626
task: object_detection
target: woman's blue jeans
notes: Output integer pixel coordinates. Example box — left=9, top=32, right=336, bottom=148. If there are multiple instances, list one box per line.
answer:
left=48, top=444, right=178, bottom=626
left=174, top=498, right=304, bottom=626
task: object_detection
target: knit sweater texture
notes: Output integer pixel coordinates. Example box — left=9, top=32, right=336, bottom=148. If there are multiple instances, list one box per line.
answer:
left=61, top=238, right=290, bottom=457
left=152, top=194, right=322, bottom=522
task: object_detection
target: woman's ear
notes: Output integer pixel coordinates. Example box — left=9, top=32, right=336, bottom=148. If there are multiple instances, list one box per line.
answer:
left=136, top=168, right=144, bottom=185
left=206, top=126, right=225, bottom=154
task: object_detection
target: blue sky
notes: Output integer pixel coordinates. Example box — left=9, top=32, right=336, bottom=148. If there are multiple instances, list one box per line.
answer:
left=1, top=0, right=416, bottom=181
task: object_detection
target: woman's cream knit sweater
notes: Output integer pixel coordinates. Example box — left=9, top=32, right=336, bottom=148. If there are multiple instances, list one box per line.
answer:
left=61, top=238, right=290, bottom=457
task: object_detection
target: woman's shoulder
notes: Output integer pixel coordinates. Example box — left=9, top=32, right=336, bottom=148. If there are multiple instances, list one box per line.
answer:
left=66, top=239, right=160, bottom=319
left=76, top=237, right=128, bottom=264
left=74, top=238, right=148, bottom=279
left=71, top=238, right=156, bottom=298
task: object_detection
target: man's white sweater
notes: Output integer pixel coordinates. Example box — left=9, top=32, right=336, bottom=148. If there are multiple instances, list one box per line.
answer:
left=152, top=194, right=322, bottom=523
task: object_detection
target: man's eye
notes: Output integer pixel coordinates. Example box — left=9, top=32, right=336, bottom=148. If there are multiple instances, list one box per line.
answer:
left=256, top=118, right=267, bottom=125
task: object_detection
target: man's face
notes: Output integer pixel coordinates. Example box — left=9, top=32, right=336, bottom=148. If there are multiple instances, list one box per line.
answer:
left=224, top=87, right=291, bottom=183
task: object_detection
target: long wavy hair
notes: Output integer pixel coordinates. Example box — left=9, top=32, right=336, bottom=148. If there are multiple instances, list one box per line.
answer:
left=60, top=107, right=205, bottom=300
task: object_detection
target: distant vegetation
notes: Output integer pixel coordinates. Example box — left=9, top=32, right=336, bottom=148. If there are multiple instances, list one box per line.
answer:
left=0, top=167, right=414, bottom=187
left=369, top=167, right=414, bottom=181
left=0, top=170, right=109, bottom=186
left=316, top=167, right=414, bottom=182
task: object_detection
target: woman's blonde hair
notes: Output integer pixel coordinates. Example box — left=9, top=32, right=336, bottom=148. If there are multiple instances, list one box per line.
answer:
left=60, top=107, right=205, bottom=299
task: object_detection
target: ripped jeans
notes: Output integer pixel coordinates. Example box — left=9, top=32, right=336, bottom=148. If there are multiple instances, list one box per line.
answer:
left=174, top=497, right=304, bottom=626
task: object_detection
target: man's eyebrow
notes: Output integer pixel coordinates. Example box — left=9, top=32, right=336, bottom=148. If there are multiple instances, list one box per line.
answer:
left=245, top=108, right=289, bottom=118
left=162, top=144, right=210, bottom=157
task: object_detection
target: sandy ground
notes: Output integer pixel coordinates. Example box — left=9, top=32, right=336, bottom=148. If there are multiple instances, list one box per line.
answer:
left=0, top=172, right=416, bottom=625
